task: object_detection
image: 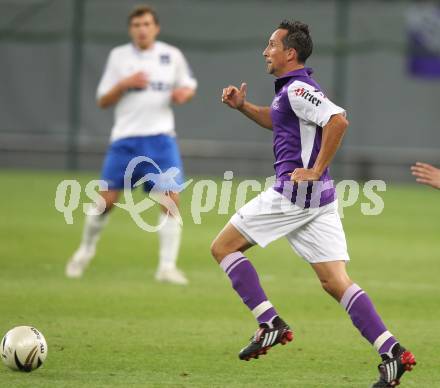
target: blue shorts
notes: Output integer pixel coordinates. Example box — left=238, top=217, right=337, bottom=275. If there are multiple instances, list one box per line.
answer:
left=101, top=135, right=185, bottom=192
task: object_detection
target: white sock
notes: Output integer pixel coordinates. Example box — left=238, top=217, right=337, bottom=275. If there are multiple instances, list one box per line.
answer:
left=79, top=211, right=109, bottom=251
left=157, top=213, right=182, bottom=271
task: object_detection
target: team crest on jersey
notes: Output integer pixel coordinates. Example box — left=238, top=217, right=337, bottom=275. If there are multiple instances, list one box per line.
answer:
left=271, top=95, right=282, bottom=110
left=160, top=54, right=171, bottom=64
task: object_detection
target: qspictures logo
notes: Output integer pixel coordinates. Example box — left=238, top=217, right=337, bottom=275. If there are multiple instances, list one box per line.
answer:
left=54, top=158, right=387, bottom=232
left=114, top=156, right=192, bottom=232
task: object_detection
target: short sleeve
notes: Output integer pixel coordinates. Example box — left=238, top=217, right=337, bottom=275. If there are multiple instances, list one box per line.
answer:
left=174, top=49, right=197, bottom=89
left=287, top=80, right=345, bottom=127
left=96, top=50, right=120, bottom=100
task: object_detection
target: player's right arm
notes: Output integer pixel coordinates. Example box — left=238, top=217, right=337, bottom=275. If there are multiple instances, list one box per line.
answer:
left=96, top=49, right=148, bottom=109
left=221, top=83, right=272, bottom=130
left=97, top=72, right=148, bottom=109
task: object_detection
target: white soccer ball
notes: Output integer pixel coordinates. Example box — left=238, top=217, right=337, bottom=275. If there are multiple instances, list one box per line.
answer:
left=1, top=326, right=48, bottom=372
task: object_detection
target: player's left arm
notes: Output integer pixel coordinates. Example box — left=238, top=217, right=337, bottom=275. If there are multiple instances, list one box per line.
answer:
left=171, top=87, right=196, bottom=105
left=287, top=81, right=348, bottom=182
left=171, top=49, right=197, bottom=105
left=312, top=113, right=348, bottom=175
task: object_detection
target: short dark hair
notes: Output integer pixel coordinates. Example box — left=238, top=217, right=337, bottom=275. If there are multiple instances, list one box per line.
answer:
left=128, top=5, right=159, bottom=25
left=278, top=20, right=313, bottom=63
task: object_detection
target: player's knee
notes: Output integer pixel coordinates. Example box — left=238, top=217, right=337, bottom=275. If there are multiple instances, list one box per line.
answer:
left=210, top=239, right=221, bottom=262
left=102, top=202, right=115, bottom=214
left=320, top=281, right=340, bottom=300
left=93, top=200, right=113, bottom=214
left=102, top=197, right=116, bottom=213
left=320, top=278, right=332, bottom=294
left=99, top=191, right=119, bottom=213
left=320, top=277, right=351, bottom=300
left=210, top=239, right=227, bottom=263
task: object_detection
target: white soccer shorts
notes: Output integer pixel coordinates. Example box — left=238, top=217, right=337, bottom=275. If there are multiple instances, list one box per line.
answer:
left=230, top=188, right=350, bottom=264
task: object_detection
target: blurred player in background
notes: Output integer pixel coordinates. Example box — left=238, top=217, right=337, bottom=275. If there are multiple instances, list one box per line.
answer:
left=411, top=162, right=440, bottom=189
left=212, top=20, right=416, bottom=387
left=66, top=5, right=197, bottom=285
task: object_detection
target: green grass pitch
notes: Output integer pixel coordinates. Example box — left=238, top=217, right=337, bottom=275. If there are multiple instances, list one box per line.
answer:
left=0, top=169, right=439, bottom=387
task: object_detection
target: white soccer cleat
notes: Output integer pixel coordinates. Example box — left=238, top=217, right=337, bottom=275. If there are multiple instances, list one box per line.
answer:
left=155, top=267, right=189, bottom=285
left=65, top=246, right=96, bottom=278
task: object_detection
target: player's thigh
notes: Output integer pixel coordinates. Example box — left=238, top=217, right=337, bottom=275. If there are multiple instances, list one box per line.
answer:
left=101, top=138, right=137, bottom=190
left=311, top=260, right=350, bottom=282
left=230, top=188, right=313, bottom=248
left=142, top=135, right=185, bottom=192
left=287, top=201, right=350, bottom=264
left=143, top=135, right=184, bottom=177
left=211, top=222, right=254, bottom=263
left=149, top=135, right=183, bottom=171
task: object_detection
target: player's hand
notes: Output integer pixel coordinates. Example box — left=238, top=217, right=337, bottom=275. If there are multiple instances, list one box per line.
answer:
left=171, top=87, right=195, bottom=105
left=221, top=83, right=247, bottom=110
left=411, top=162, right=440, bottom=189
left=121, top=71, right=149, bottom=90
left=289, top=168, right=321, bottom=183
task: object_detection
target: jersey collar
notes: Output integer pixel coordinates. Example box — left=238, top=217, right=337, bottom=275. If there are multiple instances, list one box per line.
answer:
left=131, top=42, right=156, bottom=57
left=274, top=67, right=313, bottom=91
left=276, top=67, right=313, bottom=80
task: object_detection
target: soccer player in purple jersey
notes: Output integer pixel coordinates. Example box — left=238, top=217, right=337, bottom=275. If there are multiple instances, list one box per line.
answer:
left=212, top=21, right=416, bottom=387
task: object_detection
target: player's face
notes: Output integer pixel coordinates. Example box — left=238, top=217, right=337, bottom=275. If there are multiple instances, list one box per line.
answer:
left=129, top=13, right=160, bottom=50
left=263, top=29, right=293, bottom=76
